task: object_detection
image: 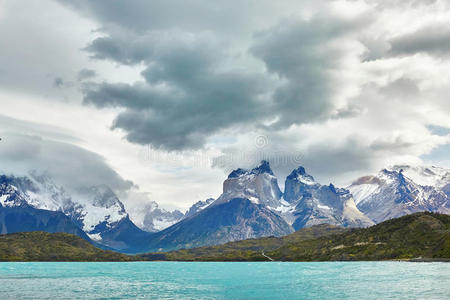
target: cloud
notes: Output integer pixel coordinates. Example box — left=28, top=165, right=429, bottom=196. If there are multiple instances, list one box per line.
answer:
left=82, top=30, right=272, bottom=149
left=0, top=116, right=133, bottom=194
left=53, top=77, right=64, bottom=88
left=77, top=10, right=370, bottom=150
left=77, top=68, right=96, bottom=81
left=250, top=14, right=369, bottom=128
left=389, top=25, right=450, bottom=57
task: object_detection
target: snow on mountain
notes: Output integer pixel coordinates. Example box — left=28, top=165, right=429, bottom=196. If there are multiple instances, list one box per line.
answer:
left=0, top=172, right=152, bottom=252
left=75, top=185, right=129, bottom=238
left=215, top=160, right=283, bottom=208
left=128, top=201, right=184, bottom=232
left=348, top=166, right=450, bottom=223
left=184, top=198, right=215, bottom=219
left=389, top=165, right=450, bottom=189
left=283, top=167, right=373, bottom=230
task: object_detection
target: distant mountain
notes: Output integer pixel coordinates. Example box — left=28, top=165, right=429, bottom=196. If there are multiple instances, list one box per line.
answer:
left=348, top=165, right=450, bottom=223
left=284, top=167, right=374, bottom=229
left=142, top=197, right=293, bottom=252
left=0, top=205, right=90, bottom=240
left=138, top=161, right=378, bottom=253
left=216, top=160, right=283, bottom=208
left=184, top=198, right=214, bottom=219
left=128, top=201, right=184, bottom=232
left=142, top=212, right=450, bottom=261
left=0, top=174, right=151, bottom=253
left=138, top=161, right=294, bottom=252
left=3, top=162, right=449, bottom=254
left=0, top=231, right=132, bottom=262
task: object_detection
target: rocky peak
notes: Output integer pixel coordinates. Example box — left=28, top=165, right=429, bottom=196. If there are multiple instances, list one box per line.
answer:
left=227, top=160, right=275, bottom=179
left=185, top=198, right=215, bottom=219
left=284, top=166, right=319, bottom=204
left=83, top=185, right=126, bottom=212
left=219, top=160, right=282, bottom=208
left=251, top=160, right=274, bottom=176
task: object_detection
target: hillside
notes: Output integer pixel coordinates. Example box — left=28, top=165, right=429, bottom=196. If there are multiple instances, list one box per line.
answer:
left=0, top=231, right=133, bottom=261
left=141, top=212, right=450, bottom=261
left=140, top=224, right=349, bottom=261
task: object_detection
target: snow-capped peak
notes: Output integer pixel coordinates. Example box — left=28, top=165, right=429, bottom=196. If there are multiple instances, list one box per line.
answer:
left=227, top=160, right=275, bottom=179
left=348, top=165, right=450, bottom=223
left=387, top=165, right=450, bottom=188
left=218, top=160, right=282, bottom=208
left=128, top=201, right=184, bottom=232
left=286, top=166, right=317, bottom=186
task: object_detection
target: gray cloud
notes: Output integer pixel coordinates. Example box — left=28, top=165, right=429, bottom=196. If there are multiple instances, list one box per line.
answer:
left=251, top=15, right=369, bottom=128
left=389, top=25, right=450, bottom=57
left=363, top=0, right=438, bottom=9
left=53, top=77, right=64, bottom=88
left=0, top=116, right=133, bottom=194
left=82, top=30, right=271, bottom=149
left=77, top=68, right=96, bottom=81
left=58, top=0, right=325, bottom=38
left=79, top=11, right=368, bottom=150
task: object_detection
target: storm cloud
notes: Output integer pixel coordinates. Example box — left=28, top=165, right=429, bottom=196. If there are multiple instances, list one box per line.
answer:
left=78, top=10, right=370, bottom=150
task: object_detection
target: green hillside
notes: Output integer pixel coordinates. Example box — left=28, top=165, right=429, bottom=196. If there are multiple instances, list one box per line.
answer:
left=141, top=212, right=450, bottom=261
left=140, top=223, right=349, bottom=261
left=0, top=231, right=133, bottom=261
left=1, top=213, right=449, bottom=262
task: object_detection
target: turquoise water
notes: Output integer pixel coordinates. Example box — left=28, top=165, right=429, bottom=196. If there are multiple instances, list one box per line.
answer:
left=0, top=262, right=449, bottom=299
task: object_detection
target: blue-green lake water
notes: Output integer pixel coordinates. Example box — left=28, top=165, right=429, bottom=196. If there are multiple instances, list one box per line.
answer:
left=0, top=262, right=448, bottom=299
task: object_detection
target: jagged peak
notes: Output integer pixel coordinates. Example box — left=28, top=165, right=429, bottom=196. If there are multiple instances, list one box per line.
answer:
left=227, top=168, right=248, bottom=178
left=227, top=160, right=274, bottom=178
left=286, top=166, right=316, bottom=184
left=79, top=184, right=125, bottom=212
left=251, top=160, right=274, bottom=176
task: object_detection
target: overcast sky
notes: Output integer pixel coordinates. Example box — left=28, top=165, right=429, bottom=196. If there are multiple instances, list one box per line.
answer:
left=1, top=0, right=449, bottom=211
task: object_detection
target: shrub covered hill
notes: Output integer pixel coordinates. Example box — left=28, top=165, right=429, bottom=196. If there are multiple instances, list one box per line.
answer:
left=0, top=212, right=448, bottom=261
left=0, top=232, right=133, bottom=261
left=140, top=212, right=450, bottom=261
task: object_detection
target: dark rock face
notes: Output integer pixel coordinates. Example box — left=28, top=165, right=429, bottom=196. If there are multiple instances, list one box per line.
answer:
left=0, top=205, right=90, bottom=241
left=92, top=216, right=153, bottom=254
left=284, top=167, right=319, bottom=204
left=141, top=198, right=293, bottom=252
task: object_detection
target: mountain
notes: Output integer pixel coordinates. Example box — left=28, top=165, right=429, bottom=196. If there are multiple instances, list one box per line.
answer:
left=348, top=165, right=450, bottom=223
left=215, top=160, right=283, bottom=208
left=141, top=197, right=293, bottom=252
left=142, top=212, right=450, bottom=261
left=0, top=205, right=90, bottom=240
left=283, top=167, right=374, bottom=229
left=0, top=174, right=151, bottom=253
left=129, top=201, right=184, bottom=232
left=138, top=161, right=294, bottom=252
left=0, top=231, right=132, bottom=262
left=184, top=198, right=214, bottom=218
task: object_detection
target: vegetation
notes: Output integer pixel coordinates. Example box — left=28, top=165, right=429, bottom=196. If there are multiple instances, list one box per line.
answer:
left=0, top=213, right=448, bottom=262
left=0, top=231, right=133, bottom=261
left=141, top=212, right=450, bottom=261
left=139, top=224, right=349, bottom=261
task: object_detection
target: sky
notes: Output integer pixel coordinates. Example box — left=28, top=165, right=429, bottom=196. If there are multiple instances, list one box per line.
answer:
left=0, top=0, right=449, bottom=212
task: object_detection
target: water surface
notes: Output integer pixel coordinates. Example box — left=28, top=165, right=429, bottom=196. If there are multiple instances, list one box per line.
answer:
left=0, top=262, right=448, bottom=299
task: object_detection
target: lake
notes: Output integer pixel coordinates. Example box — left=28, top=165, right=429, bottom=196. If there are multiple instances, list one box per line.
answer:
left=0, top=262, right=448, bottom=299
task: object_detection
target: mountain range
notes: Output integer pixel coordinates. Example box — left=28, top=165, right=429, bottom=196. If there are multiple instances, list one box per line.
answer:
left=0, top=161, right=449, bottom=253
